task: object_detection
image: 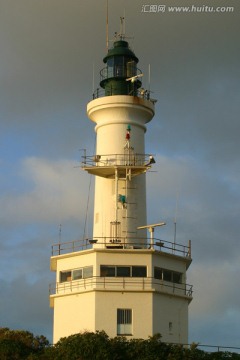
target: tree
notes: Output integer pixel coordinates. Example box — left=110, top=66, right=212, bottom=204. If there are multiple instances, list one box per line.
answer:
left=53, top=331, right=112, bottom=360
left=0, top=328, right=50, bottom=360
left=1, top=328, right=240, bottom=359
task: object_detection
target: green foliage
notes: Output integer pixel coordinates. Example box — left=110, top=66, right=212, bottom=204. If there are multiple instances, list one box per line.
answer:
left=1, top=328, right=240, bottom=360
left=0, top=328, right=50, bottom=360
left=53, top=331, right=112, bottom=360
left=207, top=352, right=240, bottom=360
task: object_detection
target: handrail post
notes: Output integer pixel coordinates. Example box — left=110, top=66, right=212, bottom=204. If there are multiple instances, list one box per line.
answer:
left=188, top=239, right=191, bottom=257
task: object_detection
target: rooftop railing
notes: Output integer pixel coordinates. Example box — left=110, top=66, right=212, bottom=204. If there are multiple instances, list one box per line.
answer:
left=51, top=237, right=191, bottom=258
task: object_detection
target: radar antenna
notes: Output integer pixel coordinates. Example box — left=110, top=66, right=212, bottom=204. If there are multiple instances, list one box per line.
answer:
left=137, top=222, right=166, bottom=248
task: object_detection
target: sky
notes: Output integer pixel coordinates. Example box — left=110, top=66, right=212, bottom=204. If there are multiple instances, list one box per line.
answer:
left=0, top=0, right=240, bottom=348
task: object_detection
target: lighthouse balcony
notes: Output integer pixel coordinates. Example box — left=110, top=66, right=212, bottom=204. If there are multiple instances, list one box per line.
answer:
left=92, top=87, right=153, bottom=101
left=51, top=237, right=191, bottom=259
left=82, top=153, right=154, bottom=178
left=49, top=276, right=193, bottom=305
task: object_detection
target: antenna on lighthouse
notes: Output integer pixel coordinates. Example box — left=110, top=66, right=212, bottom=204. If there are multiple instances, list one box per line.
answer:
left=106, top=0, right=109, bottom=50
left=174, top=191, right=179, bottom=245
left=120, top=16, right=125, bottom=39
left=148, top=64, right=151, bottom=93
left=92, top=62, right=95, bottom=95
left=59, top=223, right=62, bottom=243
left=138, top=222, right=166, bottom=248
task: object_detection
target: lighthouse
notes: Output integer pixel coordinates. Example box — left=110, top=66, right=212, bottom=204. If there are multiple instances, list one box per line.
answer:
left=49, top=30, right=192, bottom=344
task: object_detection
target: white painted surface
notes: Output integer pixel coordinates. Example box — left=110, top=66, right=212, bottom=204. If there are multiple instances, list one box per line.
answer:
left=87, top=96, right=154, bottom=247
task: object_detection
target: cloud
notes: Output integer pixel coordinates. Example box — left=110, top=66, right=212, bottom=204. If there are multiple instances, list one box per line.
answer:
left=190, top=261, right=240, bottom=318
left=147, top=154, right=240, bottom=263
left=0, top=156, right=92, bottom=342
left=189, top=262, right=240, bottom=347
left=0, top=276, right=53, bottom=340
left=1, top=156, right=93, bottom=225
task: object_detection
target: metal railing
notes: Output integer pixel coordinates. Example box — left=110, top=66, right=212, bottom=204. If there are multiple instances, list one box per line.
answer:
left=167, top=342, right=240, bottom=354
left=51, top=239, right=90, bottom=256
left=51, top=237, right=191, bottom=258
left=49, top=276, right=193, bottom=298
left=92, top=87, right=153, bottom=101
left=81, top=153, right=151, bottom=168
left=100, top=66, right=142, bottom=82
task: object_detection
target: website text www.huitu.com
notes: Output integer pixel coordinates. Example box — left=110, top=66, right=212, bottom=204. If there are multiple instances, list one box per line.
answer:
left=141, top=4, right=234, bottom=13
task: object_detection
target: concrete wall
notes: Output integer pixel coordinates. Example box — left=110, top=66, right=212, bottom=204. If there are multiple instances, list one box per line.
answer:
left=153, top=293, right=188, bottom=343
left=53, top=292, right=95, bottom=343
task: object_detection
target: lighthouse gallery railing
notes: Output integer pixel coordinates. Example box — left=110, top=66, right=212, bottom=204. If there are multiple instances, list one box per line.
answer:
left=49, top=277, right=193, bottom=298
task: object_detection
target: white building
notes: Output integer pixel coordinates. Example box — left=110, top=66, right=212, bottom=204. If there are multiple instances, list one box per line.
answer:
left=50, top=32, right=192, bottom=344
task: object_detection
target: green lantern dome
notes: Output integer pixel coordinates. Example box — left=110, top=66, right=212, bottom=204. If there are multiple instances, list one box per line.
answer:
left=100, top=39, right=142, bottom=96
left=103, top=40, right=138, bottom=63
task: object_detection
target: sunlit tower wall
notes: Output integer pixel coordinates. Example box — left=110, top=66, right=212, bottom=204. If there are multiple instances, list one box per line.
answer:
left=50, top=31, right=192, bottom=344
left=86, top=38, right=155, bottom=248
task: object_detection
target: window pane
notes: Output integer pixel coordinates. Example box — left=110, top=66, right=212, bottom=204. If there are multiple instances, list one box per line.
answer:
left=114, top=56, right=124, bottom=77
left=100, top=265, right=115, bottom=277
left=107, top=58, right=114, bottom=77
left=83, top=266, right=93, bottom=279
left=163, top=269, right=172, bottom=282
left=132, top=266, right=146, bottom=277
left=126, top=60, right=137, bottom=78
left=60, top=271, right=71, bottom=282
left=154, top=267, right=162, bottom=280
left=117, top=309, right=122, bottom=324
left=117, top=309, right=132, bottom=335
left=125, top=309, right=132, bottom=324
left=116, top=266, right=130, bottom=277
left=72, top=269, right=82, bottom=280
left=172, top=272, right=182, bottom=284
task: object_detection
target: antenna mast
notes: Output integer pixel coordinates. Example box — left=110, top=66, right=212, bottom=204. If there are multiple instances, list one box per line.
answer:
left=59, top=223, right=62, bottom=243
left=106, top=0, right=109, bottom=50
left=148, top=64, right=151, bottom=93
left=92, top=62, right=95, bottom=95
left=174, top=192, right=179, bottom=245
left=120, top=16, right=125, bottom=39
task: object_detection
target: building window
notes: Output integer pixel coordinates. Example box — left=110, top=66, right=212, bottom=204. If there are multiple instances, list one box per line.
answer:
left=100, top=266, right=115, bottom=277
left=154, top=267, right=182, bottom=284
left=72, top=269, right=82, bottom=281
left=60, top=266, right=93, bottom=283
left=83, top=266, right=93, bottom=278
left=60, top=271, right=71, bottom=282
left=116, top=266, right=131, bottom=277
left=132, top=266, right=147, bottom=277
left=117, top=309, right=132, bottom=335
left=100, top=265, right=147, bottom=277
left=169, top=322, right=173, bottom=334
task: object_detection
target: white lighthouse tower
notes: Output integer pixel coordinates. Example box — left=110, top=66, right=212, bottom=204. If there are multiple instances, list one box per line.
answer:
left=49, top=30, right=192, bottom=344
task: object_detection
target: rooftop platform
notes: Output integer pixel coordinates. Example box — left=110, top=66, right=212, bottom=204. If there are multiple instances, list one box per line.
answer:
left=51, top=237, right=191, bottom=259
left=81, top=153, right=153, bottom=178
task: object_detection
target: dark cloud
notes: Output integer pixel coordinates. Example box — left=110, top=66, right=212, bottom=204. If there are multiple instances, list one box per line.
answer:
left=0, top=276, right=53, bottom=341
